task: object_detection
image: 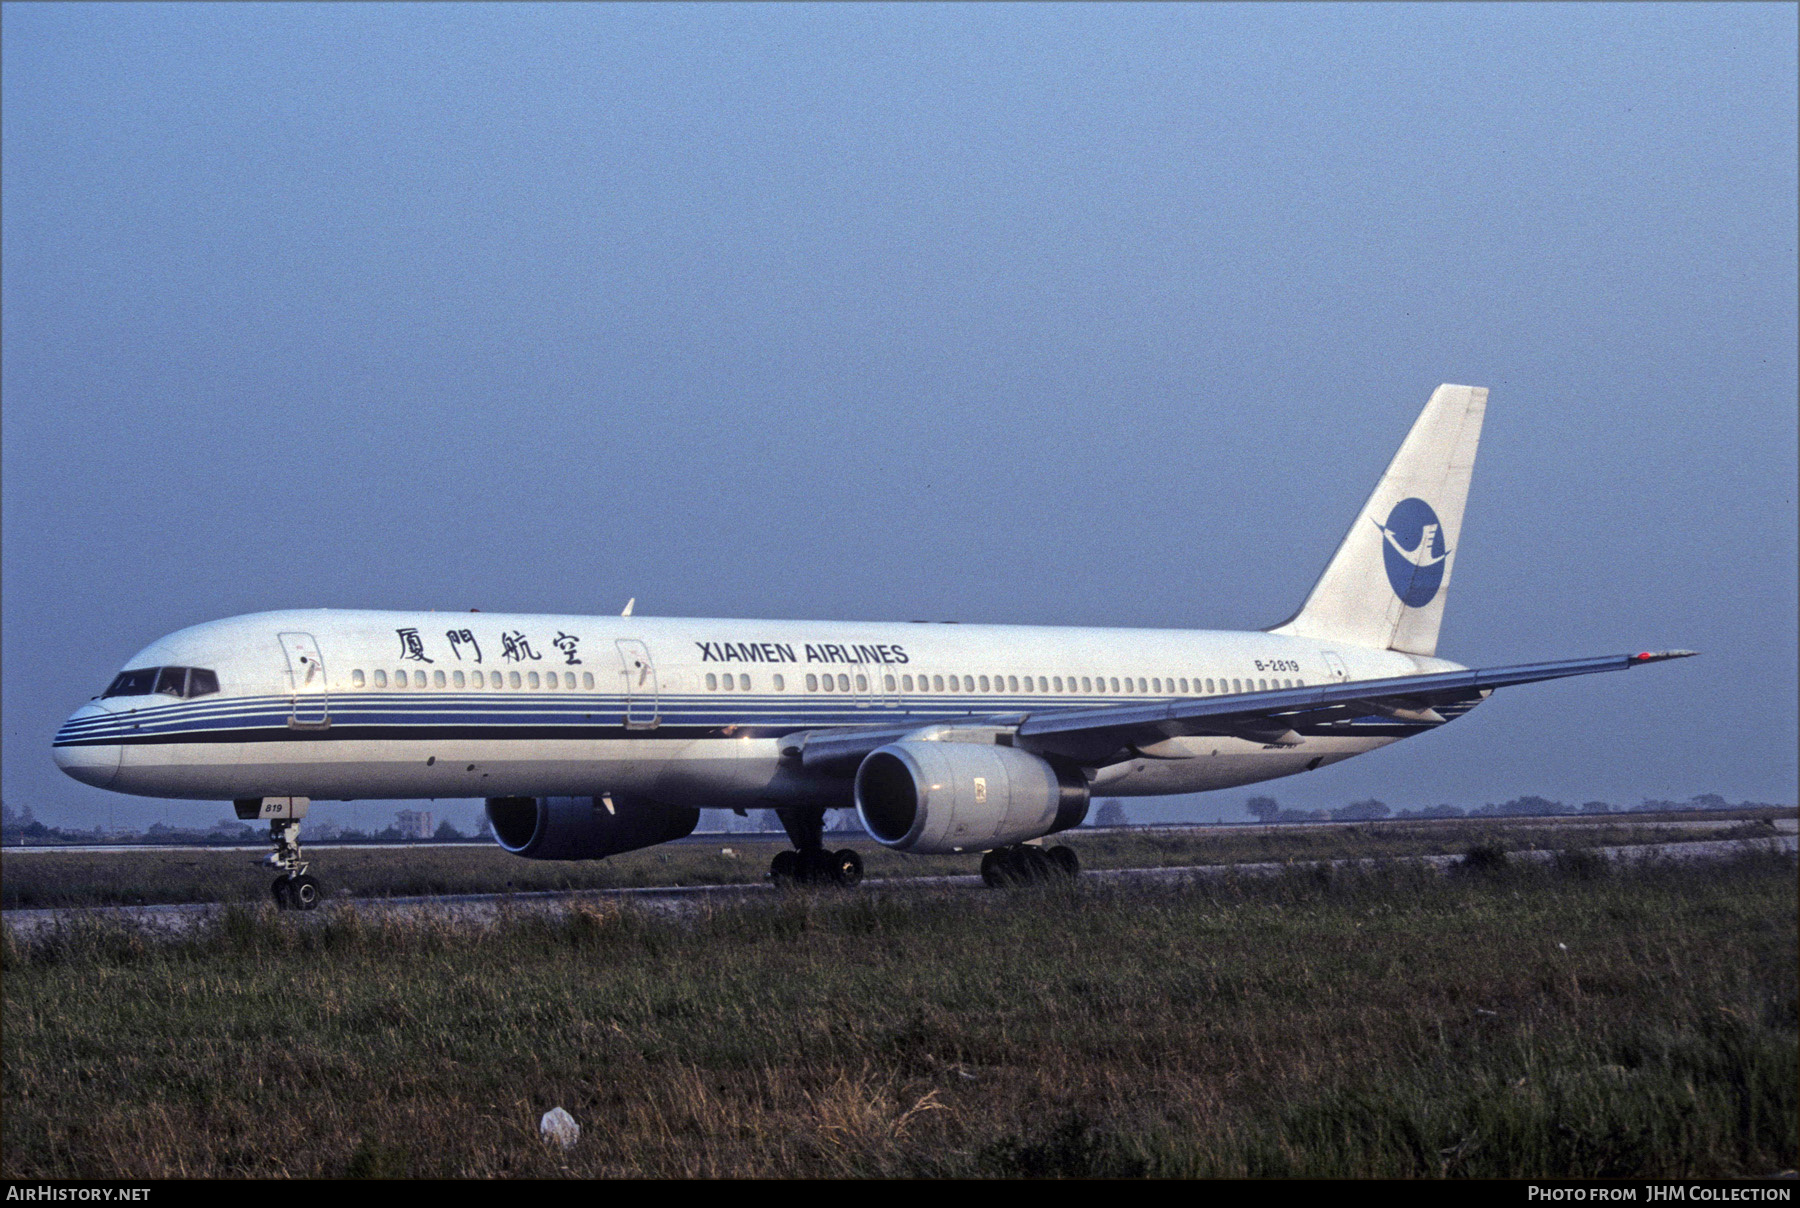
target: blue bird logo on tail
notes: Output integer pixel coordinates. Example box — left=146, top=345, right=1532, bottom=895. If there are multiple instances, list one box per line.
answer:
left=1373, top=498, right=1450, bottom=607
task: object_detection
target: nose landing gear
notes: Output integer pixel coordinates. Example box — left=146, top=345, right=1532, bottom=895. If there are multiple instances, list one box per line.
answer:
left=236, top=797, right=324, bottom=911
left=266, top=818, right=322, bottom=910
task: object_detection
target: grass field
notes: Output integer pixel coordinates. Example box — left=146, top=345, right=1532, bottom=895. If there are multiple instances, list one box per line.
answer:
left=2, top=813, right=1789, bottom=909
left=3, top=848, right=1793, bottom=1178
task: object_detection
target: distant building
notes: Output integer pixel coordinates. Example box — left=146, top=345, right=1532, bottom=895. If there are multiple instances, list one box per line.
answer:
left=394, top=809, right=434, bottom=839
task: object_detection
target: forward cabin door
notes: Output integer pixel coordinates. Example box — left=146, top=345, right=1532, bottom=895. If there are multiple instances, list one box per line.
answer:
left=616, top=639, right=659, bottom=730
left=278, top=632, right=330, bottom=728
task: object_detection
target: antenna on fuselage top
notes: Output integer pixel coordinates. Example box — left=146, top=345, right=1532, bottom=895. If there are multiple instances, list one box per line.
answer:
left=621, top=598, right=635, bottom=617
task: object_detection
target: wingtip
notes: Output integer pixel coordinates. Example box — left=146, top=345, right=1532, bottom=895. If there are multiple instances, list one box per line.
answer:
left=1632, top=649, right=1698, bottom=663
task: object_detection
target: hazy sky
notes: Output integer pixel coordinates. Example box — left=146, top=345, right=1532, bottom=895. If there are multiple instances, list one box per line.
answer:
left=5, top=3, right=1795, bottom=832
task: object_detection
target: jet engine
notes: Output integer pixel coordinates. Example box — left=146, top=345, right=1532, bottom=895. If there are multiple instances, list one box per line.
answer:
left=485, top=794, right=699, bottom=860
left=854, top=741, right=1089, bottom=853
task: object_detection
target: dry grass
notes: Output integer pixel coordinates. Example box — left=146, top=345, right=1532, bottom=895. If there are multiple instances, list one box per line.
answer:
left=3, top=850, right=1793, bottom=1178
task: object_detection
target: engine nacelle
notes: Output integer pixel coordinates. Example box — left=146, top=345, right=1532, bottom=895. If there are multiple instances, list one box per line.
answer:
left=854, top=741, right=1089, bottom=853
left=485, top=794, right=699, bottom=860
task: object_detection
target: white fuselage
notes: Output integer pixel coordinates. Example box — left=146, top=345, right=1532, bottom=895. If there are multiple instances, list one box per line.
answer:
left=54, top=608, right=1471, bottom=811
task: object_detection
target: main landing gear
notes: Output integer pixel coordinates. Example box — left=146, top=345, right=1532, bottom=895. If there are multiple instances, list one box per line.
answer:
left=768, top=806, right=864, bottom=888
left=981, top=843, right=1080, bottom=888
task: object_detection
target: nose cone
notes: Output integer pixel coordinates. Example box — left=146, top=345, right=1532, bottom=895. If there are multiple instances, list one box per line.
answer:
left=54, top=702, right=123, bottom=789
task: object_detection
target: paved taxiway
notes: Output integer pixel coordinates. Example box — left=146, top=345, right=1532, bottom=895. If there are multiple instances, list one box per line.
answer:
left=4, top=833, right=1791, bottom=941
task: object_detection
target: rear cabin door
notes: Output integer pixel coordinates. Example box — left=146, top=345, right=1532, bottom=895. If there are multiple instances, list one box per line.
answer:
left=278, top=632, right=330, bottom=728
left=616, top=639, right=659, bottom=730
left=1321, top=650, right=1350, bottom=684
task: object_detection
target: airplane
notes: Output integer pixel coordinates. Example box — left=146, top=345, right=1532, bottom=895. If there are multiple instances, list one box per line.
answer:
left=53, top=384, right=1693, bottom=908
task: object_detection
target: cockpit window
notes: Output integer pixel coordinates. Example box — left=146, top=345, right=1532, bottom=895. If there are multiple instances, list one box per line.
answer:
left=103, top=666, right=220, bottom=700
left=103, top=669, right=159, bottom=698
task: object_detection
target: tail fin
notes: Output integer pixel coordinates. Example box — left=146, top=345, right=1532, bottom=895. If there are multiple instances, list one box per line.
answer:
left=1268, top=383, right=1487, bottom=656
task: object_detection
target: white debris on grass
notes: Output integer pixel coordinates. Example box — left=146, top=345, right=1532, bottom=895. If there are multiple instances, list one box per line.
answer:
left=541, top=1106, right=579, bottom=1150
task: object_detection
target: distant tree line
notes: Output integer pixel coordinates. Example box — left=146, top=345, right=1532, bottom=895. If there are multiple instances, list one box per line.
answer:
left=2, top=791, right=1788, bottom=846
left=0, top=799, right=495, bottom=847
left=1241, top=791, right=1785, bottom=823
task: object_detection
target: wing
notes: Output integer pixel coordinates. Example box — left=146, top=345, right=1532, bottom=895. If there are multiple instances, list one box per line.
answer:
left=783, top=650, right=1697, bottom=772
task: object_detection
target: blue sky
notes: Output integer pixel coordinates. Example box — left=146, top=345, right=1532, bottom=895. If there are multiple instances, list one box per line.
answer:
left=4, top=3, right=1795, bottom=831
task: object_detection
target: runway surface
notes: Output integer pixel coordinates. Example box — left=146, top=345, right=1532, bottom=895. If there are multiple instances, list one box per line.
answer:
left=4, top=832, right=1792, bottom=941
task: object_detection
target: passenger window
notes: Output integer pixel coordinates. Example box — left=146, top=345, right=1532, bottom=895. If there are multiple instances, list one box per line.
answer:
left=410, top=670, right=423, bottom=688
left=1258, top=678, right=1267, bottom=691
left=352, top=669, right=366, bottom=688
left=374, top=669, right=388, bottom=688
left=509, top=671, right=521, bottom=688
left=453, top=671, right=465, bottom=689
left=471, top=670, right=482, bottom=688
left=706, top=673, right=718, bottom=690
left=740, top=675, right=751, bottom=690
left=1179, top=677, right=1188, bottom=693
left=902, top=674, right=913, bottom=691
left=394, top=670, right=408, bottom=689
left=1152, top=678, right=1161, bottom=693
left=773, top=674, right=785, bottom=691
left=885, top=674, right=896, bottom=691
left=434, top=670, right=447, bottom=688
left=528, top=672, right=540, bottom=689
left=947, top=675, right=959, bottom=693
left=821, top=675, right=833, bottom=692
left=839, top=674, right=851, bottom=692
left=583, top=672, right=595, bottom=689
left=1053, top=676, right=1063, bottom=692
left=1206, top=678, right=1214, bottom=693
left=932, top=675, right=943, bottom=691
left=853, top=674, right=865, bottom=692
left=806, top=674, right=819, bottom=691
left=978, top=676, right=990, bottom=692
left=1007, top=675, right=1018, bottom=692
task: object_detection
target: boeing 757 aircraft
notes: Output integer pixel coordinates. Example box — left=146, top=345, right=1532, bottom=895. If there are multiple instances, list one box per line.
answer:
left=55, top=385, right=1692, bottom=907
